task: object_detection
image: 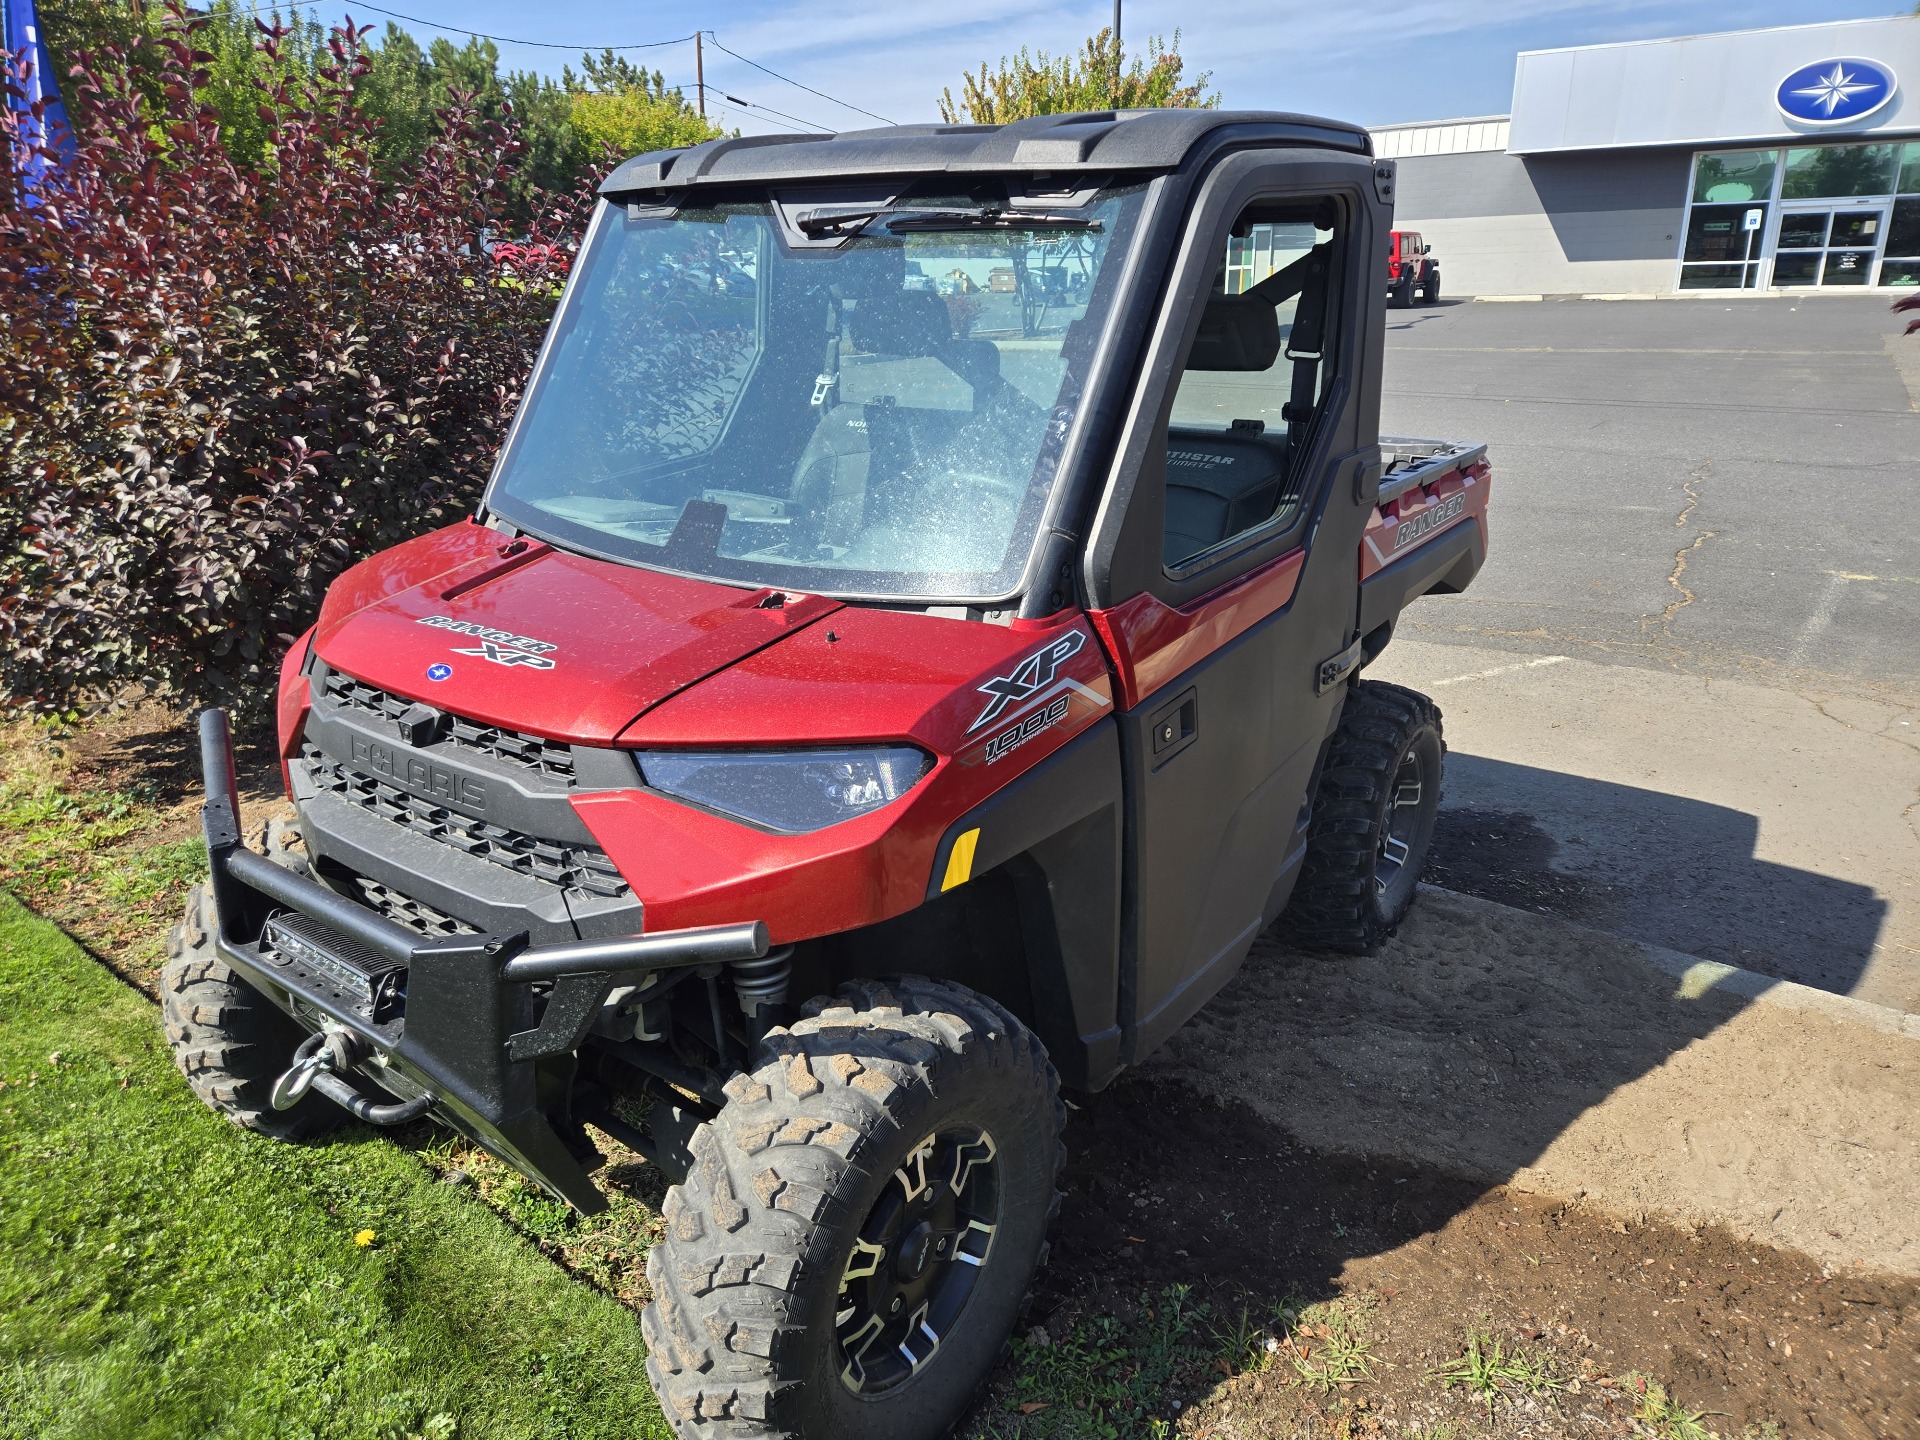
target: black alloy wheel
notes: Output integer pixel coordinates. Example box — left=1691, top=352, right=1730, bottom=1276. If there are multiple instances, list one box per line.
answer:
left=835, top=1125, right=1001, bottom=1394
left=1372, top=733, right=1436, bottom=918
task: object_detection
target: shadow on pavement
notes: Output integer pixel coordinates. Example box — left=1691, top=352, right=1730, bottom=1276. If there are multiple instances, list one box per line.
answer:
left=1426, top=752, right=1886, bottom=995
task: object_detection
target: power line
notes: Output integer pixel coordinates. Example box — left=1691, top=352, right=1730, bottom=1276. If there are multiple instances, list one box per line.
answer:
left=703, top=33, right=895, bottom=126
left=718, top=93, right=833, bottom=134
left=234, top=1, right=697, bottom=51
left=219, top=3, right=880, bottom=133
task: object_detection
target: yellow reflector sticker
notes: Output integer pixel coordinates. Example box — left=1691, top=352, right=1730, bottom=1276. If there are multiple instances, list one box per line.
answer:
left=941, top=828, right=981, bottom=892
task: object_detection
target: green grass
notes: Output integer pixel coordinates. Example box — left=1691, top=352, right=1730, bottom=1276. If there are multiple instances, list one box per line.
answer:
left=1283, top=1299, right=1376, bottom=1392
left=0, top=889, right=667, bottom=1440
left=1628, top=1375, right=1722, bottom=1440
left=1428, top=1327, right=1561, bottom=1418
left=975, top=1284, right=1209, bottom=1439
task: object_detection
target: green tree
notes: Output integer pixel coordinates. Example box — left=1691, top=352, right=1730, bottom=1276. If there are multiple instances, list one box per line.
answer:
left=352, top=22, right=434, bottom=169
left=568, top=76, right=722, bottom=160
left=939, top=28, right=1216, bottom=124
left=195, top=2, right=329, bottom=168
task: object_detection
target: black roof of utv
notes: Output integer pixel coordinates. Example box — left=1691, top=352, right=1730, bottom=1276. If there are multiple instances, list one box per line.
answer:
left=598, top=109, right=1375, bottom=195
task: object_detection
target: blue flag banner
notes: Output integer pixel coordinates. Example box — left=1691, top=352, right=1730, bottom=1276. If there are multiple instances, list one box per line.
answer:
left=3, top=0, right=78, bottom=185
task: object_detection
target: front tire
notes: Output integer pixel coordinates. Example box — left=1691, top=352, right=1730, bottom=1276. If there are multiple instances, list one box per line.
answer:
left=1280, top=680, right=1445, bottom=952
left=643, top=978, right=1063, bottom=1440
left=161, top=819, right=342, bottom=1140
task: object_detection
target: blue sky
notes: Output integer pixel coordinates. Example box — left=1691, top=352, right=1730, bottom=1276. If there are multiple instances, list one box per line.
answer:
left=314, top=1, right=1909, bottom=132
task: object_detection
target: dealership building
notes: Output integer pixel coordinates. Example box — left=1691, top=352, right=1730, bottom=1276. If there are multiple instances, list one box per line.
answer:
left=1373, top=15, right=1920, bottom=296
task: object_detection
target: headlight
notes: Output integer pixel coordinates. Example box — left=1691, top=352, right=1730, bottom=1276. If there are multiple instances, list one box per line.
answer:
left=634, top=747, right=932, bottom=834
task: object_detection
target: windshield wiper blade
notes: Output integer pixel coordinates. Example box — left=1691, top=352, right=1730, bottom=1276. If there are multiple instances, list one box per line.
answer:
left=794, top=205, right=1099, bottom=237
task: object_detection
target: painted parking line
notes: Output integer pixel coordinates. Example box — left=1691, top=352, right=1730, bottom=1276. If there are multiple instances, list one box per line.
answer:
left=1428, top=655, right=1571, bottom=687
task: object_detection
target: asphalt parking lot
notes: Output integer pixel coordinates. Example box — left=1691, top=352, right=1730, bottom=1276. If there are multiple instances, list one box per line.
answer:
left=1373, top=295, right=1920, bottom=1009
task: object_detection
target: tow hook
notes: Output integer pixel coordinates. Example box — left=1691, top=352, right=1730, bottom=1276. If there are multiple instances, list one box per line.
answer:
left=270, top=1026, right=436, bottom=1126
left=270, top=1027, right=357, bottom=1110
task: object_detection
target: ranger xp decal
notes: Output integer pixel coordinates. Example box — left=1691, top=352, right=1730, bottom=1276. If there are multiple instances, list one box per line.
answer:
left=967, top=632, right=1088, bottom=733
left=417, top=615, right=558, bottom=670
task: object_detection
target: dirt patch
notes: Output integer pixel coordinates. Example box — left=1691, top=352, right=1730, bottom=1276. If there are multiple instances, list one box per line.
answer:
left=0, top=707, right=284, bottom=991
left=975, top=1075, right=1920, bottom=1439
left=1424, top=806, right=1612, bottom=921
left=1147, top=888, right=1920, bottom=1278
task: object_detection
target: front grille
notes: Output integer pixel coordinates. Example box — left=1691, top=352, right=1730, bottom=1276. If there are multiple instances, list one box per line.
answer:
left=320, top=670, right=575, bottom=782
left=303, top=747, right=630, bottom=898
left=355, top=877, right=479, bottom=937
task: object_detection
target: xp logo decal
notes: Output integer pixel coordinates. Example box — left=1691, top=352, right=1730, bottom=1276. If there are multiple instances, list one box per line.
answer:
left=417, top=615, right=557, bottom=671
left=966, top=631, right=1087, bottom=734
left=961, top=630, right=1113, bottom=766
left=1776, top=58, right=1896, bottom=127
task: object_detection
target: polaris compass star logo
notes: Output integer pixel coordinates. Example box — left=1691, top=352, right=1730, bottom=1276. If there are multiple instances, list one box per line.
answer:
left=1776, top=58, right=1897, bottom=128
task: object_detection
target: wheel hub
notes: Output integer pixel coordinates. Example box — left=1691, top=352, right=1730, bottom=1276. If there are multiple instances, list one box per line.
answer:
left=835, top=1126, right=1000, bottom=1395
left=896, top=1219, right=936, bottom=1281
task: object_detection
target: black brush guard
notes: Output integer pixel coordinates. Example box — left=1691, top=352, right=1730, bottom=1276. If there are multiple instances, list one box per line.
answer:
left=197, top=709, right=768, bottom=1212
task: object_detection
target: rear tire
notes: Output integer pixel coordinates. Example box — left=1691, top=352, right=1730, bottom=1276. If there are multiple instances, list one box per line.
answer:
left=161, top=818, right=342, bottom=1140
left=1280, top=680, right=1444, bottom=952
left=1389, top=279, right=1413, bottom=309
left=643, top=978, right=1063, bottom=1440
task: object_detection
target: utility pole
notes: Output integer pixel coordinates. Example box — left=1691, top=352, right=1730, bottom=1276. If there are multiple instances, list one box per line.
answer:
left=1113, top=0, right=1121, bottom=57
left=695, top=31, right=705, bottom=117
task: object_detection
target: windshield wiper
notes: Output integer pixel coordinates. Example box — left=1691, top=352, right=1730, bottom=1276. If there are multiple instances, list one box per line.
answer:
left=794, top=205, right=1101, bottom=237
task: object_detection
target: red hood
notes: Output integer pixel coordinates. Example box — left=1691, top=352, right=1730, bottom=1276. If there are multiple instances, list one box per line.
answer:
left=312, top=522, right=840, bottom=742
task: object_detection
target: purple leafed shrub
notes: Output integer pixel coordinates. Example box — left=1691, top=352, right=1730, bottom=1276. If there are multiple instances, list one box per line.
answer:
left=0, top=7, right=588, bottom=723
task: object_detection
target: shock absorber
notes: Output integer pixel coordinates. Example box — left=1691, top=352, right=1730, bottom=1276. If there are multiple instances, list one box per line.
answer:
left=730, top=946, right=794, bottom=1048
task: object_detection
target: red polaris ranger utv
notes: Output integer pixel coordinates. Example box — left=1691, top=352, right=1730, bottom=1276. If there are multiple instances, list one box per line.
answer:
left=167, top=109, right=1489, bottom=1439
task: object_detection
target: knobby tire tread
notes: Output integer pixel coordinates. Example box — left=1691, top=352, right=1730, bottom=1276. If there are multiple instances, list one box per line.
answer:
left=1281, top=679, right=1444, bottom=953
left=160, top=818, right=341, bottom=1140
left=644, top=977, right=1064, bottom=1440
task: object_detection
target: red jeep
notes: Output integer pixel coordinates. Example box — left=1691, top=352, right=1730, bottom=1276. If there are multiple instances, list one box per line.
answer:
left=1388, top=227, right=1440, bottom=306
left=168, top=110, right=1488, bottom=1439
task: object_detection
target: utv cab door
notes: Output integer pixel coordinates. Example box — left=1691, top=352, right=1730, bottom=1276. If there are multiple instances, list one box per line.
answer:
left=1085, top=150, right=1390, bottom=1064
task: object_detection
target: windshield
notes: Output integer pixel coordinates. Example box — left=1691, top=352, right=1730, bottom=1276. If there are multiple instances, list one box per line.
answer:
left=485, top=184, right=1148, bottom=600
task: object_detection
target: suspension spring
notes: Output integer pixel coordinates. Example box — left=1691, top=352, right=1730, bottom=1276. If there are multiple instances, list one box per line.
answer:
left=731, top=946, right=794, bottom=1045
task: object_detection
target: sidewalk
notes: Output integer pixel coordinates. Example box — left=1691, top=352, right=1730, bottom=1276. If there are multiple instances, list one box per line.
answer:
left=1372, top=637, right=1920, bottom=1013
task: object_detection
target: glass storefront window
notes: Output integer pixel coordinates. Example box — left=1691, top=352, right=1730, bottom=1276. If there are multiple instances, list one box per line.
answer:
left=1678, top=263, right=1756, bottom=289
left=1777, top=213, right=1828, bottom=249
left=1887, top=199, right=1920, bottom=259
left=1692, top=150, right=1779, bottom=203
left=1684, top=204, right=1765, bottom=262
left=1680, top=143, right=1918, bottom=290
left=1772, top=252, right=1822, bottom=286
left=1900, top=143, right=1920, bottom=196
left=1782, top=144, right=1900, bottom=199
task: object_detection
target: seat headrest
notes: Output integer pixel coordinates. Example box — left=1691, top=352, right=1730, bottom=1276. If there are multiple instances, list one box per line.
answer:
left=1185, top=293, right=1281, bottom=372
left=850, top=291, right=952, bottom=356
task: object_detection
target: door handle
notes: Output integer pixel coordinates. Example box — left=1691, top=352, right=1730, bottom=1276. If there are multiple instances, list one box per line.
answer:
left=1148, top=688, right=1198, bottom=769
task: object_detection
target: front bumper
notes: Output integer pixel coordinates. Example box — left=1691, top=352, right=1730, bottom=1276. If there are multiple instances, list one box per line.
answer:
left=197, top=709, right=766, bottom=1211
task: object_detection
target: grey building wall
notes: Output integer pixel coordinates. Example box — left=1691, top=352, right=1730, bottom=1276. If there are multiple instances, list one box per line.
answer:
left=1393, top=148, right=1692, bottom=295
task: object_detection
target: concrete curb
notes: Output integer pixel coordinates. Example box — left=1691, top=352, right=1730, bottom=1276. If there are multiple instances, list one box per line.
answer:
left=1420, top=883, right=1920, bottom=1042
